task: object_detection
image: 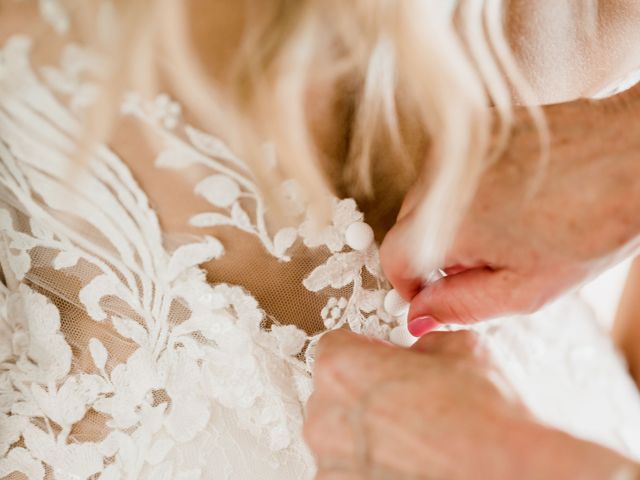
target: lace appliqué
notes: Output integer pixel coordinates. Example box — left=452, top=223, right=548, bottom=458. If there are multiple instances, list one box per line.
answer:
left=0, top=37, right=394, bottom=479
left=3, top=17, right=640, bottom=480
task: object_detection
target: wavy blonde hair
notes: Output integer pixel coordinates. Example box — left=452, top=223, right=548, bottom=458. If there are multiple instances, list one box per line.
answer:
left=87, top=0, right=543, bottom=277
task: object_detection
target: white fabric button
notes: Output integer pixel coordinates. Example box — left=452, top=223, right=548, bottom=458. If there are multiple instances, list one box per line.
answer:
left=345, top=222, right=374, bottom=251
left=384, top=289, right=409, bottom=317
left=389, top=326, right=416, bottom=347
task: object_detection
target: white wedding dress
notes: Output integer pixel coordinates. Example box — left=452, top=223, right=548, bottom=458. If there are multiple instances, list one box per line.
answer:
left=1, top=2, right=640, bottom=479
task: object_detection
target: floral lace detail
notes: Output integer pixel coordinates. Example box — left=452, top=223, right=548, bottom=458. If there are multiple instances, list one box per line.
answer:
left=122, top=91, right=401, bottom=347
left=37, top=0, right=70, bottom=34
left=0, top=34, right=394, bottom=479
left=122, top=93, right=303, bottom=263
left=132, top=95, right=407, bottom=353
left=41, top=44, right=104, bottom=112
left=3, top=8, right=640, bottom=480
left=300, top=200, right=394, bottom=341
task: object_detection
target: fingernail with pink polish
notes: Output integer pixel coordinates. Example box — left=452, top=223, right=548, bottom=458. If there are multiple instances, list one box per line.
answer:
left=408, top=316, right=439, bottom=337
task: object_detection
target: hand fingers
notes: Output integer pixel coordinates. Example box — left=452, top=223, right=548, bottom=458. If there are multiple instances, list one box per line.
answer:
left=314, top=329, right=369, bottom=360
left=407, top=267, right=532, bottom=326
left=306, top=355, right=367, bottom=458
left=314, top=330, right=396, bottom=398
left=379, top=235, right=424, bottom=301
left=304, top=397, right=361, bottom=463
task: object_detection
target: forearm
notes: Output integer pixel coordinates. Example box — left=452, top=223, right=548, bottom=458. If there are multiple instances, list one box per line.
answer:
left=506, top=0, right=640, bottom=103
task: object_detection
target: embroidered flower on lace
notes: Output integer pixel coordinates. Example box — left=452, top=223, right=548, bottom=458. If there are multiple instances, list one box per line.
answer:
left=320, top=297, right=348, bottom=329
left=41, top=44, right=104, bottom=111
left=123, top=96, right=397, bottom=344
left=0, top=30, right=391, bottom=480
left=38, top=0, right=70, bottom=34
left=302, top=208, right=394, bottom=338
left=123, top=92, right=302, bottom=262
left=152, top=93, right=182, bottom=130
left=8, top=34, right=638, bottom=479
left=6, top=285, right=72, bottom=383
left=299, top=198, right=363, bottom=252
left=0, top=36, right=33, bottom=95
left=129, top=97, right=398, bottom=342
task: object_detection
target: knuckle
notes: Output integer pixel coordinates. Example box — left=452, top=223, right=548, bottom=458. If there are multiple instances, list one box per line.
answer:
left=317, top=329, right=352, bottom=352
left=315, top=348, right=346, bottom=380
left=452, top=329, right=480, bottom=349
left=412, top=331, right=448, bottom=351
left=315, top=330, right=371, bottom=375
left=315, top=332, right=348, bottom=368
left=445, top=330, right=484, bottom=358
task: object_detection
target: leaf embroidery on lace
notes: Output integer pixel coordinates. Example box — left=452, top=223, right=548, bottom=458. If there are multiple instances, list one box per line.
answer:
left=0, top=32, right=398, bottom=480
left=123, top=92, right=303, bottom=262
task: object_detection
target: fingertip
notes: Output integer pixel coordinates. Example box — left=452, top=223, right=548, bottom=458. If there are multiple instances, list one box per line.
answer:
left=407, top=316, right=440, bottom=337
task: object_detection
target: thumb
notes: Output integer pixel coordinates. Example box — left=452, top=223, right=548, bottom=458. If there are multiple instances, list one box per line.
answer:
left=407, top=267, right=526, bottom=328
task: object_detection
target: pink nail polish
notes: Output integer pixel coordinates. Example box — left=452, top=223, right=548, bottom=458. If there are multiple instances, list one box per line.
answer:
left=408, top=316, right=439, bottom=337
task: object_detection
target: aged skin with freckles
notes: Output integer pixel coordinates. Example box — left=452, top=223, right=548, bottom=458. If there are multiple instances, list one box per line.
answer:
left=3, top=0, right=640, bottom=478
left=381, top=0, right=640, bottom=333
left=305, top=330, right=639, bottom=479
left=317, top=3, right=640, bottom=474
left=382, top=83, right=640, bottom=327
left=117, top=1, right=640, bottom=477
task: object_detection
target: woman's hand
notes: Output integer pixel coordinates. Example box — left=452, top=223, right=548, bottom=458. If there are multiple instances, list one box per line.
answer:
left=304, top=329, right=638, bottom=479
left=381, top=84, right=640, bottom=330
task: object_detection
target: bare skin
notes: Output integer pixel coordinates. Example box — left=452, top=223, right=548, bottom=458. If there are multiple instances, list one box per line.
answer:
left=91, top=2, right=640, bottom=477
left=305, top=330, right=640, bottom=479
left=4, top=0, right=640, bottom=476
left=381, top=1, right=640, bottom=330
left=316, top=2, right=640, bottom=476
left=382, top=83, right=640, bottom=327
left=506, top=0, right=640, bottom=102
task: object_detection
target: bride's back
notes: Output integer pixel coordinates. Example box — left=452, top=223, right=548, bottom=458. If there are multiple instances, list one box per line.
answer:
left=2, top=3, right=640, bottom=480
left=0, top=3, right=411, bottom=478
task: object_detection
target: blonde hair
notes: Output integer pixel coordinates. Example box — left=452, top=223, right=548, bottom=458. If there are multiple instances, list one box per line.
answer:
left=90, top=0, right=544, bottom=277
